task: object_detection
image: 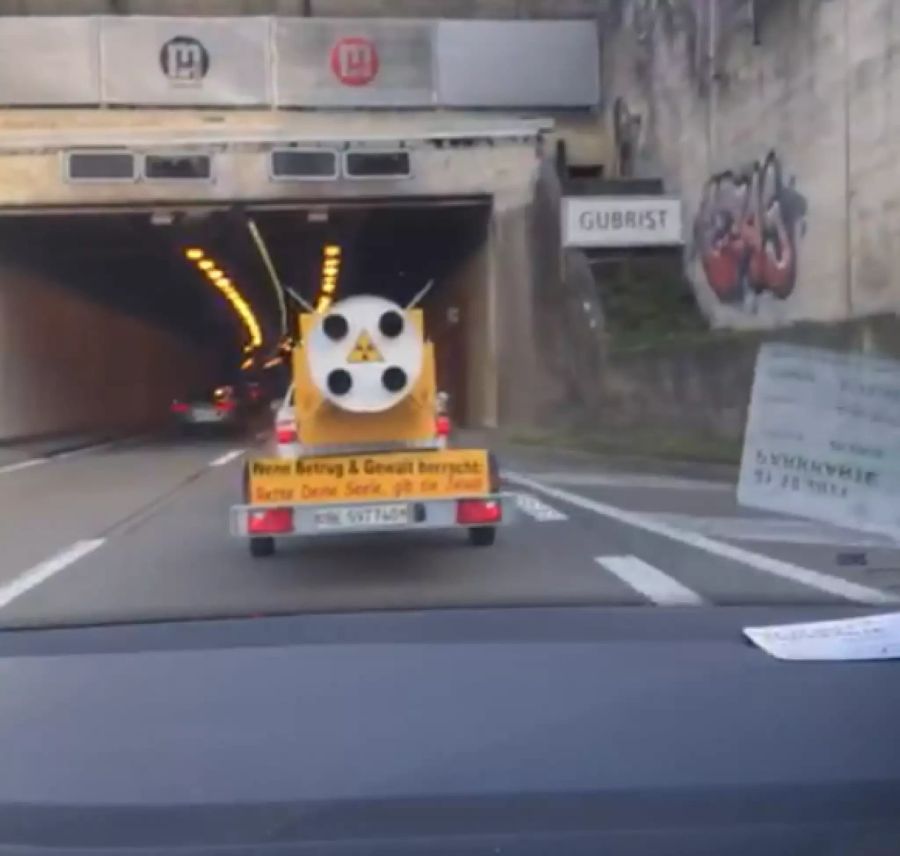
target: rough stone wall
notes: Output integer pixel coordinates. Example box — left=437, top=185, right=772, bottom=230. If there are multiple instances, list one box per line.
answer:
left=602, top=0, right=900, bottom=331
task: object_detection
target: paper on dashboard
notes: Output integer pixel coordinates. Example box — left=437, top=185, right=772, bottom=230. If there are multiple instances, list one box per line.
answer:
left=744, top=612, right=900, bottom=661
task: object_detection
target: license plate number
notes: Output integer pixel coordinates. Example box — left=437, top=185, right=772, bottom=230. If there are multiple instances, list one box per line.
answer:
left=192, top=407, right=219, bottom=422
left=314, top=503, right=410, bottom=530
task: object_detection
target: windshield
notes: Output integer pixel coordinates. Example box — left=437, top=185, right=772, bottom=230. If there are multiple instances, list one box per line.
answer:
left=0, top=2, right=898, bottom=633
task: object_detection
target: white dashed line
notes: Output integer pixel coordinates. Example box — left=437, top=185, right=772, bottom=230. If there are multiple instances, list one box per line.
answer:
left=514, top=492, right=569, bottom=522
left=0, top=457, right=48, bottom=475
left=505, top=471, right=899, bottom=606
left=0, top=539, right=106, bottom=610
left=595, top=555, right=705, bottom=606
left=210, top=448, right=245, bottom=467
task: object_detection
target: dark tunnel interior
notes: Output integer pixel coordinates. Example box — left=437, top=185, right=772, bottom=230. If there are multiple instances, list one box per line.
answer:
left=0, top=198, right=492, bottom=394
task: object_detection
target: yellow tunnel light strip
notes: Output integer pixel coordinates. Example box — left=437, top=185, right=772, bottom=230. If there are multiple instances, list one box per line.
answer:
left=323, top=245, right=341, bottom=259
left=185, top=248, right=204, bottom=261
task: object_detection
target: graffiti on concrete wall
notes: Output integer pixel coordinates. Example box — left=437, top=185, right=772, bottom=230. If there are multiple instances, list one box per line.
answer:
left=693, top=152, right=808, bottom=307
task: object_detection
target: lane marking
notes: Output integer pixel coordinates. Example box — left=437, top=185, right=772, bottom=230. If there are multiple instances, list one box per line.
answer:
left=596, top=555, right=705, bottom=606
left=646, top=513, right=900, bottom=548
left=0, top=539, right=106, bottom=610
left=0, top=436, right=138, bottom=476
left=504, top=471, right=900, bottom=605
left=528, top=471, right=731, bottom=492
left=0, top=457, right=48, bottom=475
left=210, top=448, right=245, bottom=467
left=514, top=492, right=569, bottom=522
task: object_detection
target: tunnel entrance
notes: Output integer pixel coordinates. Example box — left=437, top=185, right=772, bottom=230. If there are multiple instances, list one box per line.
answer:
left=0, top=196, right=492, bottom=443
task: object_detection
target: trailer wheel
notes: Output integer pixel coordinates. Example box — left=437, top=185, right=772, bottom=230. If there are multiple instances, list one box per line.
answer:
left=250, top=537, right=276, bottom=558
left=468, top=527, right=496, bottom=547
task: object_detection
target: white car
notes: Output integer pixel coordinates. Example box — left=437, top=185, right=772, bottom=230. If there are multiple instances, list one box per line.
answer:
left=273, top=385, right=302, bottom=459
left=272, top=384, right=451, bottom=458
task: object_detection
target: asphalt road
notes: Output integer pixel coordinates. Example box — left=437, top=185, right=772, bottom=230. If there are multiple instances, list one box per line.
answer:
left=2, top=427, right=900, bottom=628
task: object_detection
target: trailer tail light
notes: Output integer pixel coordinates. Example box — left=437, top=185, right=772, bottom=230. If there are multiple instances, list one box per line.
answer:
left=170, top=401, right=189, bottom=414
left=248, top=507, right=293, bottom=535
left=456, top=498, right=502, bottom=525
left=435, top=415, right=451, bottom=437
left=276, top=422, right=297, bottom=445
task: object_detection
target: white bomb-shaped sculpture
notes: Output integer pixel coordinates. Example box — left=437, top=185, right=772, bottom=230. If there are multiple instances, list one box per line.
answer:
left=306, top=295, right=424, bottom=413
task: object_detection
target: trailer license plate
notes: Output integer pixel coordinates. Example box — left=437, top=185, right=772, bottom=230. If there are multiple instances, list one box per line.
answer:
left=314, top=503, right=410, bottom=531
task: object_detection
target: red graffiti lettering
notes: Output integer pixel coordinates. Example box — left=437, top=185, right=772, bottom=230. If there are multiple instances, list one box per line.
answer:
left=694, top=152, right=807, bottom=307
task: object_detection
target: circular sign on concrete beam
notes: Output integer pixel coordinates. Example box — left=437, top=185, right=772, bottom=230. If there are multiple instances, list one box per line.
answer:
left=330, top=37, right=379, bottom=87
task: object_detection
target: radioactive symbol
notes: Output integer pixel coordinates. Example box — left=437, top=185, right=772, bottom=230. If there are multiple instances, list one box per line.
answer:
left=346, top=330, right=384, bottom=363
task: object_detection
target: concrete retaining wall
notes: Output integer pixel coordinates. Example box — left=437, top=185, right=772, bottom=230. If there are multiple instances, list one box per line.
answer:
left=602, top=0, right=900, bottom=330
left=572, top=314, right=900, bottom=454
left=0, top=265, right=211, bottom=442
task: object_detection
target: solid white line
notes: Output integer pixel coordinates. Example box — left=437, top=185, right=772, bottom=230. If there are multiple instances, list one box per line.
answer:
left=596, top=555, right=705, bottom=606
left=210, top=448, right=245, bottom=467
left=531, top=471, right=731, bottom=492
left=0, top=457, right=48, bottom=475
left=0, top=539, right=106, bottom=610
left=504, top=471, right=900, bottom=606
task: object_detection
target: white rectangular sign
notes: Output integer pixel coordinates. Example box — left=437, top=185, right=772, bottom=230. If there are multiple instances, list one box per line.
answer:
left=100, top=16, right=271, bottom=106
left=436, top=20, right=600, bottom=108
left=738, top=344, right=900, bottom=541
left=562, top=197, right=683, bottom=248
left=0, top=18, right=99, bottom=105
left=275, top=19, right=435, bottom=108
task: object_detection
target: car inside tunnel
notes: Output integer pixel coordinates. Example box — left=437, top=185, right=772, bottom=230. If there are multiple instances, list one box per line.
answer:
left=0, top=197, right=492, bottom=441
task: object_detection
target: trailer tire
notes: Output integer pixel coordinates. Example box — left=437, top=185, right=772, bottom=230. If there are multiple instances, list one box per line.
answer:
left=468, top=527, right=496, bottom=547
left=250, top=537, right=276, bottom=558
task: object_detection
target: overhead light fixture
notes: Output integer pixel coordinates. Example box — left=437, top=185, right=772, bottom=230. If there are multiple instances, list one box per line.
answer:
left=185, top=253, right=263, bottom=350
left=316, top=296, right=332, bottom=312
left=322, top=280, right=336, bottom=294
left=323, top=245, right=341, bottom=259
left=241, top=357, right=254, bottom=370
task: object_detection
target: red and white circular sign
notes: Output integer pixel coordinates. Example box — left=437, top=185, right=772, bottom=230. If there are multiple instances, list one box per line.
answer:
left=330, top=37, right=379, bottom=87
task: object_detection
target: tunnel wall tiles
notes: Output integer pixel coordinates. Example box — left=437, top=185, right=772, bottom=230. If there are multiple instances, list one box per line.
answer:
left=0, top=266, right=210, bottom=441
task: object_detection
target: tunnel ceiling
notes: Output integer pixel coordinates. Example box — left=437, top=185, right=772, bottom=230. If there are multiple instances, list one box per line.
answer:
left=0, top=197, right=490, bottom=367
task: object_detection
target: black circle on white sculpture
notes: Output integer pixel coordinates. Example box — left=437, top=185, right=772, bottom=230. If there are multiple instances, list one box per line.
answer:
left=382, top=366, right=407, bottom=392
left=307, top=295, right=424, bottom=413
left=322, top=313, right=349, bottom=342
left=379, top=310, right=404, bottom=338
left=327, top=369, right=352, bottom=396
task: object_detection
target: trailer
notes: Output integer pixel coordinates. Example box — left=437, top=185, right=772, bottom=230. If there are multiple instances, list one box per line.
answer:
left=230, top=294, right=513, bottom=556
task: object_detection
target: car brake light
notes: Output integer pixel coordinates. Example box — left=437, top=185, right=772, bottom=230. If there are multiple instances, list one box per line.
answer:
left=456, top=499, right=502, bottom=525
left=276, top=422, right=297, bottom=444
left=170, top=401, right=189, bottom=414
left=248, top=507, right=293, bottom=535
left=435, top=415, right=451, bottom=437
left=216, top=400, right=236, bottom=412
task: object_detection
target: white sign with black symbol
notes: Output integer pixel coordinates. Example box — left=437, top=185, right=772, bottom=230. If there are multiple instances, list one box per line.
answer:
left=738, top=344, right=900, bottom=540
left=562, top=197, right=683, bottom=248
left=100, top=17, right=270, bottom=105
